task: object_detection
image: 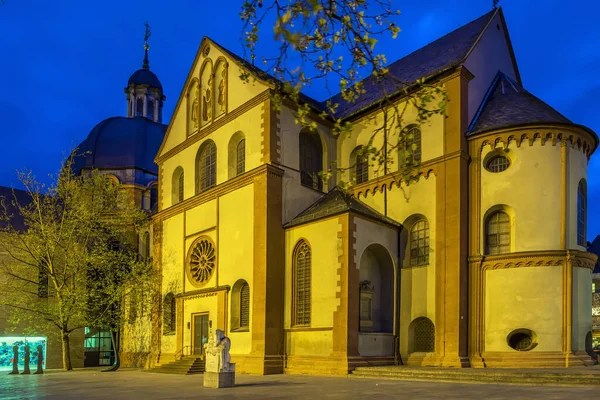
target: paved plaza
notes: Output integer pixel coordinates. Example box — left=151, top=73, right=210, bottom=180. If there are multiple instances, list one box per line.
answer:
left=1, top=369, right=600, bottom=400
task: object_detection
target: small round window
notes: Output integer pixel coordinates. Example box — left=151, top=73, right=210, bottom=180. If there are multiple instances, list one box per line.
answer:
left=485, top=155, right=510, bottom=173
left=507, top=328, right=538, bottom=351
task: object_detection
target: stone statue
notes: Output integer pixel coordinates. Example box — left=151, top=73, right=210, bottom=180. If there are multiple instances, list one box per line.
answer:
left=34, top=345, right=44, bottom=375
left=21, top=346, right=30, bottom=374
left=202, top=78, right=212, bottom=122
left=9, top=345, right=18, bottom=375
left=217, top=77, right=225, bottom=112
left=191, top=87, right=199, bottom=128
left=203, top=329, right=235, bottom=388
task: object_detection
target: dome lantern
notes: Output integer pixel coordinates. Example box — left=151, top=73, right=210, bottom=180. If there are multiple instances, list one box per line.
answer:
left=125, top=22, right=165, bottom=123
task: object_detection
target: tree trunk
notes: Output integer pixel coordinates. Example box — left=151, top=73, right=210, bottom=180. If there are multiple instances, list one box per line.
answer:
left=61, top=332, right=73, bottom=371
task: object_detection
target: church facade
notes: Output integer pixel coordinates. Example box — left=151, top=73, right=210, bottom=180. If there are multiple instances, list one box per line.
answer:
left=116, top=7, right=598, bottom=375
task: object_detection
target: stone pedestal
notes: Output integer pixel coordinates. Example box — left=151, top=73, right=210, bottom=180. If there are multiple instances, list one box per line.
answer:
left=203, top=370, right=236, bottom=388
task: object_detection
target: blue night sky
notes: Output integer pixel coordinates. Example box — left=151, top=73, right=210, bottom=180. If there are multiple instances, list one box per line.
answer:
left=1, top=0, right=599, bottom=237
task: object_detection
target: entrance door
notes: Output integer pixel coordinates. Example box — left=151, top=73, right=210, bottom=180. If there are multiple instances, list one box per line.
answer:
left=192, top=314, right=209, bottom=356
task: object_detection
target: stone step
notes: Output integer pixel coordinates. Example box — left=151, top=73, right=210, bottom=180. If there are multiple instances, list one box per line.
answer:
left=144, top=357, right=206, bottom=375
left=349, top=368, right=600, bottom=387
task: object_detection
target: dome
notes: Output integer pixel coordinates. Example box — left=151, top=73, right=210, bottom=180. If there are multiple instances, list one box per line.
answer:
left=128, top=68, right=163, bottom=91
left=73, top=117, right=167, bottom=182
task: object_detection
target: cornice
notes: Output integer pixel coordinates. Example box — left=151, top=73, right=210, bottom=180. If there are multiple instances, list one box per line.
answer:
left=152, top=163, right=284, bottom=222
left=177, top=285, right=231, bottom=301
left=468, top=249, right=598, bottom=271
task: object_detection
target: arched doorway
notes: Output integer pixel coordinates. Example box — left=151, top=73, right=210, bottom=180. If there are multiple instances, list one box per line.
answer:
left=358, top=243, right=395, bottom=357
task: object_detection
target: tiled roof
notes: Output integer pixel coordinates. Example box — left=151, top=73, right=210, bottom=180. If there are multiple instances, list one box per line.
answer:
left=0, top=186, right=33, bottom=232
left=284, top=186, right=401, bottom=228
left=327, top=10, right=497, bottom=119
left=467, top=71, right=571, bottom=135
left=212, top=9, right=497, bottom=120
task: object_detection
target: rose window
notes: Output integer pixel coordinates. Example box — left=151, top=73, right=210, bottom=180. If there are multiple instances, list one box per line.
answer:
left=187, top=237, right=216, bottom=286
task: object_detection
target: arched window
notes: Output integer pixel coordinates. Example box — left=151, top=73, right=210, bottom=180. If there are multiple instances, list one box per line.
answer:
left=410, top=219, right=430, bottom=266
left=147, top=100, right=154, bottom=120
left=486, top=211, right=510, bottom=255
left=197, top=140, right=217, bottom=192
left=399, top=125, right=422, bottom=167
left=240, top=282, right=250, bottom=328
left=236, top=139, right=245, bottom=176
left=136, top=98, right=143, bottom=117
left=163, top=292, right=176, bottom=334
left=178, top=172, right=184, bottom=202
left=350, top=146, right=369, bottom=184
left=411, top=317, right=435, bottom=352
left=293, top=240, right=311, bottom=326
left=172, top=167, right=184, bottom=205
left=299, top=130, right=323, bottom=190
left=149, top=184, right=158, bottom=211
left=578, top=179, right=587, bottom=246
left=143, top=231, right=150, bottom=260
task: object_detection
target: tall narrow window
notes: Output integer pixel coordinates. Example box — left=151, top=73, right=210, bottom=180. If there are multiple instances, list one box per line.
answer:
left=198, top=140, right=217, bottom=192
left=486, top=211, right=511, bottom=255
left=136, top=98, right=143, bottom=117
left=143, top=231, right=150, bottom=260
left=578, top=179, right=587, bottom=246
left=163, top=292, right=176, bottom=334
left=147, top=100, right=154, bottom=120
left=299, top=131, right=323, bottom=190
left=236, top=139, right=245, bottom=176
left=410, top=219, right=430, bottom=266
left=351, top=146, right=369, bottom=184
left=293, top=240, right=311, bottom=326
left=150, top=185, right=158, bottom=211
left=178, top=172, right=184, bottom=202
left=239, top=282, right=250, bottom=328
left=400, top=125, right=422, bottom=167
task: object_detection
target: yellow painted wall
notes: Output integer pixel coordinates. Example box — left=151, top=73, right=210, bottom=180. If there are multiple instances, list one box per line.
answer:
left=284, top=217, right=341, bottom=355
left=185, top=200, right=217, bottom=236
left=572, top=266, right=592, bottom=351
left=485, top=266, right=563, bottom=352
left=567, top=147, right=588, bottom=250
left=400, top=266, right=436, bottom=355
left=160, top=102, right=263, bottom=209
left=285, top=330, right=333, bottom=356
left=219, top=185, right=254, bottom=354
left=338, top=103, right=444, bottom=182
left=480, top=143, right=563, bottom=252
left=159, top=40, right=269, bottom=156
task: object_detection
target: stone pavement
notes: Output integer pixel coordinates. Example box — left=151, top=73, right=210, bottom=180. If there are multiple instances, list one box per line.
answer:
left=1, top=369, right=599, bottom=400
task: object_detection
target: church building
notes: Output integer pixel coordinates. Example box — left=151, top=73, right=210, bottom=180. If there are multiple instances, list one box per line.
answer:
left=104, top=8, right=598, bottom=374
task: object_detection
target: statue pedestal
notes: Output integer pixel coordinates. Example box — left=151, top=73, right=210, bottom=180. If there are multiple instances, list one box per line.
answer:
left=203, top=369, right=235, bottom=388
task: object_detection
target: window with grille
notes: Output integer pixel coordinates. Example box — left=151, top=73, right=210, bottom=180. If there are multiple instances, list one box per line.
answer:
left=299, top=131, right=323, bottom=190
left=178, top=171, right=184, bottom=202
left=236, top=139, right=245, bottom=176
left=240, top=282, right=250, bottom=328
left=400, top=125, right=422, bottom=167
left=486, top=155, right=510, bottom=172
left=578, top=180, right=587, bottom=246
left=413, top=317, right=435, bottom=352
left=486, top=211, right=510, bottom=255
left=353, top=147, right=368, bottom=184
left=293, top=240, right=311, bottom=326
left=410, top=219, right=430, bottom=266
left=198, top=140, right=217, bottom=192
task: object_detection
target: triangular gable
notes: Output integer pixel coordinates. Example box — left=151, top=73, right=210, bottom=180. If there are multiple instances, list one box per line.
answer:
left=155, top=37, right=275, bottom=161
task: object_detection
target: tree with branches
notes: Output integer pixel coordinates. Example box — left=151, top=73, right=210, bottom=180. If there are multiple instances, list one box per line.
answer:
left=0, top=157, right=157, bottom=371
left=241, top=0, right=447, bottom=186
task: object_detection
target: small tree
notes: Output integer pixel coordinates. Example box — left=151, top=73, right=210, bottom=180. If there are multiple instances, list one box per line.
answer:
left=0, top=156, right=156, bottom=371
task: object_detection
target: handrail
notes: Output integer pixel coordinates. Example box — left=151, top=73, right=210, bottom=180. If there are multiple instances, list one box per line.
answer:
left=174, top=345, right=192, bottom=361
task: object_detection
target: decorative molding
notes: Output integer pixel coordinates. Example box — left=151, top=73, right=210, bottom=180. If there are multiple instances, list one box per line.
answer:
left=468, top=249, right=598, bottom=271
left=153, top=164, right=284, bottom=222
left=178, top=285, right=231, bottom=300
left=473, top=126, right=597, bottom=160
